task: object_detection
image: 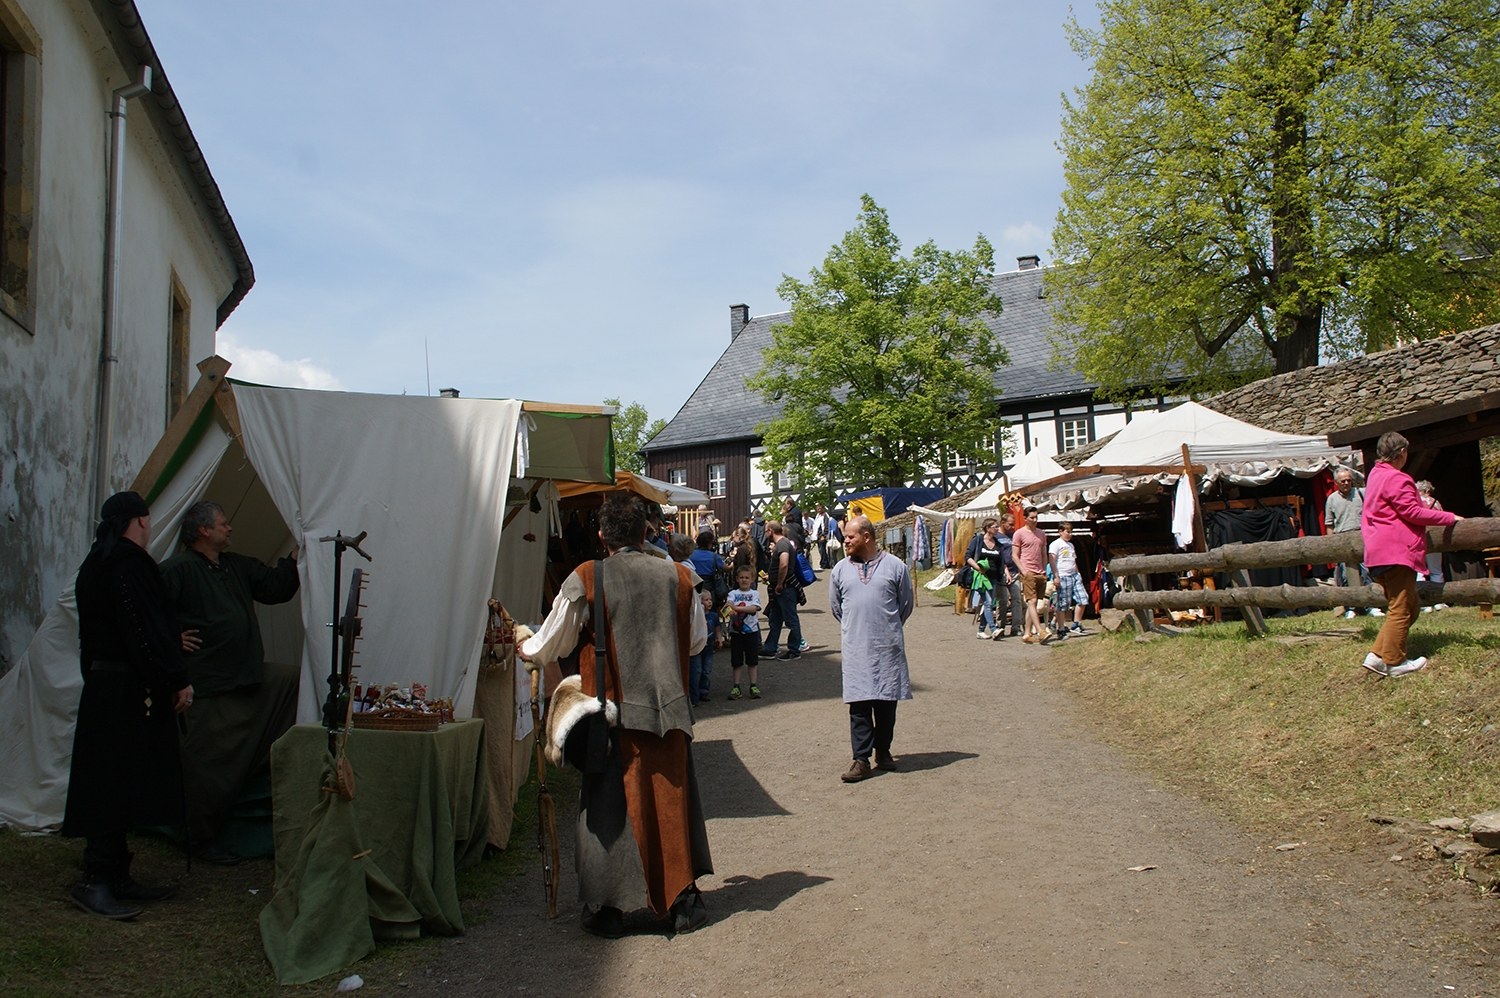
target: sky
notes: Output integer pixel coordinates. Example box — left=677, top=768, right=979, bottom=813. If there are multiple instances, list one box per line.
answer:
left=137, top=1, right=1100, bottom=428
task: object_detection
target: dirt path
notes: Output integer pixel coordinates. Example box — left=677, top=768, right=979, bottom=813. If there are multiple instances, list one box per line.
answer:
left=398, top=579, right=1494, bottom=997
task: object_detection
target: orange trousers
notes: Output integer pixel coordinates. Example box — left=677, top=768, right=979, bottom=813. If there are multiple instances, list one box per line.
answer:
left=1370, top=565, right=1419, bottom=667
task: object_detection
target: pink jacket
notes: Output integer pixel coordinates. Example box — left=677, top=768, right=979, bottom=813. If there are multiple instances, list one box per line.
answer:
left=1360, top=462, right=1455, bottom=572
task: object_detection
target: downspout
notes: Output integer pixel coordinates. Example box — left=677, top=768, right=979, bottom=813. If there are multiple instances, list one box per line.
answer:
left=92, top=65, right=152, bottom=516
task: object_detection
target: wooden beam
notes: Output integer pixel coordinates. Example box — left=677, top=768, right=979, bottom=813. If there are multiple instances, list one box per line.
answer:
left=521, top=401, right=609, bottom=414
left=130, top=355, right=232, bottom=497
left=1109, top=518, right=1497, bottom=576
left=1023, top=463, right=1206, bottom=498
left=1114, top=578, right=1500, bottom=611
left=1326, top=391, right=1500, bottom=446
left=1229, top=569, right=1268, bottom=636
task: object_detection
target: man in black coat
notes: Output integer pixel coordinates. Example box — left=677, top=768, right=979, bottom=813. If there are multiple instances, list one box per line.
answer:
left=62, top=491, right=194, bottom=920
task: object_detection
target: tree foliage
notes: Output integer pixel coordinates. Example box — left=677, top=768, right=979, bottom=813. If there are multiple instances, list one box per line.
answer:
left=749, top=195, right=1008, bottom=490
left=1051, top=0, right=1500, bottom=399
left=605, top=397, right=665, bottom=475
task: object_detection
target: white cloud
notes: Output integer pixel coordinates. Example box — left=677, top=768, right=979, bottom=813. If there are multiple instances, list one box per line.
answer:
left=216, top=331, right=345, bottom=391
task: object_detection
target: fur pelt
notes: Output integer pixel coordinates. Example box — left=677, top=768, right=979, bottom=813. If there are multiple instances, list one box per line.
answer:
left=544, top=673, right=619, bottom=768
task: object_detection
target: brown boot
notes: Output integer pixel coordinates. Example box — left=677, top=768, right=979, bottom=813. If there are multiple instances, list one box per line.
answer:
left=841, top=759, right=872, bottom=783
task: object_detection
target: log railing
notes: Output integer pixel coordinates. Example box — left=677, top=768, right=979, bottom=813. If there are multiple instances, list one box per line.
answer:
left=1105, top=519, right=1500, bottom=636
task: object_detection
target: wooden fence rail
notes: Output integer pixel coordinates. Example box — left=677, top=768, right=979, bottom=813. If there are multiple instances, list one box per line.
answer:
left=1106, top=519, right=1500, bottom=577
left=1112, top=579, right=1500, bottom=612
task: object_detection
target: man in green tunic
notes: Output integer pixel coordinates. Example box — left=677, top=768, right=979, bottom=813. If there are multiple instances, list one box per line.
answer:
left=161, top=501, right=300, bottom=864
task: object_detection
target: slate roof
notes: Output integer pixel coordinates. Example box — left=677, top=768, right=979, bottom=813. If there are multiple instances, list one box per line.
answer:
left=644, top=266, right=1099, bottom=453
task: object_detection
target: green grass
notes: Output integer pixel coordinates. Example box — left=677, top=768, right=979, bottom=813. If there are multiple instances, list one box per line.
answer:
left=0, top=761, right=578, bottom=997
left=1045, top=606, right=1500, bottom=831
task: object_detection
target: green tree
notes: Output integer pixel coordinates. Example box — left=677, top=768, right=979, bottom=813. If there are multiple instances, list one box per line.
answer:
left=749, top=195, right=1008, bottom=490
left=605, top=398, right=665, bottom=475
left=1051, top=0, right=1500, bottom=398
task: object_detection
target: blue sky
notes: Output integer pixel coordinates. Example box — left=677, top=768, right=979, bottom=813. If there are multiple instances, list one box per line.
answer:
left=138, top=1, right=1099, bottom=425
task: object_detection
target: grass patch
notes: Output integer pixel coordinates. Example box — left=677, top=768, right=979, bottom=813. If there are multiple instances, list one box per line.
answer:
left=913, top=566, right=958, bottom=604
left=1046, top=606, right=1500, bottom=833
left=0, top=761, right=577, bottom=997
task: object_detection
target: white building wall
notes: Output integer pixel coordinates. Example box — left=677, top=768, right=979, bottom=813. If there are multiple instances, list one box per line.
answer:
left=0, top=0, right=238, bottom=671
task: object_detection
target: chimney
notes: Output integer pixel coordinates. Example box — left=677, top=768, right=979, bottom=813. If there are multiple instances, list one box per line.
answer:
left=439, top=387, right=460, bottom=398
left=730, top=304, right=750, bottom=341
left=1017, top=255, right=1041, bottom=271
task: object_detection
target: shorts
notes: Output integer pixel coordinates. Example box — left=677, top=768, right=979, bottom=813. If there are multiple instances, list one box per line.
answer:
left=1022, top=572, right=1047, bottom=602
left=1054, top=573, right=1088, bottom=611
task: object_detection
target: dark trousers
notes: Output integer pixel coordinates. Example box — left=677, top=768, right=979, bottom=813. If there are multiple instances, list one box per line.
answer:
left=763, top=586, right=802, bottom=655
left=728, top=630, right=760, bottom=670
left=688, top=639, right=715, bottom=705
left=848, top=699, right=898, bottom=762
left=998, top=577, right=1023, bottom=634
left=82, top=831, right=130, bottom=882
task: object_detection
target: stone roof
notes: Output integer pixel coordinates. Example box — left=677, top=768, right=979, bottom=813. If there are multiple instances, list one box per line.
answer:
left=644, top=265, right=1100, bottom=453
left=1205, top=324, right=1500, bottom=436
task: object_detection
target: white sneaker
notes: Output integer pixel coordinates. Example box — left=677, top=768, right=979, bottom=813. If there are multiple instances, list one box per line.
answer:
left=1361, top=653, right=1387, bottom=676
left=1343, top=609, right=1357, bottom=619
left=992, top=630, right=1004, bottom=640
left=976, top=630, right=991, bottom=640
left=1420, top=606, right=1431, bottom=613
left=1434, top=603, right=1450, bottom=611
left=1369, top=607, right=1386, bottom=617
left=1388, top=657, right=1428, bottom=678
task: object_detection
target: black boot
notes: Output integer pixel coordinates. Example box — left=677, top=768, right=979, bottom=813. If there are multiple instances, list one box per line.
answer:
left=110, top=851, right=178, bottom=902
left=580, top=904, right=625, bottom=938
left=70, top=880, right=142, bottom=920
left=669, top=884, right=708, bottom=934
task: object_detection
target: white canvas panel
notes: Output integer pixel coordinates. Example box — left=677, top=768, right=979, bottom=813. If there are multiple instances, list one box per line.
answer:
left=233, top=386, right=521, bottom=724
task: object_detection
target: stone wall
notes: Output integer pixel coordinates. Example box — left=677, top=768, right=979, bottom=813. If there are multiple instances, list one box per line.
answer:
left=1206, top=324, right=1500, bottom=435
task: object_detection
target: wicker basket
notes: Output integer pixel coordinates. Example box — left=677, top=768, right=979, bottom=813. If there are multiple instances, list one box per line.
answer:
left=351, top=706, right=440, bottom=731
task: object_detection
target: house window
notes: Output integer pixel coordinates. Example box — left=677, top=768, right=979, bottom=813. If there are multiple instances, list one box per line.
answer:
left=167, top=273, right=191, bottom=421
left=775, top=470, right=792, bottom=492
left=0, top=6, right=40, bottom=331
left=667, top=468, right=687, bottom=486
left=1060, top=417, right=1091, bottom=452
left=707, top=463, right=727, bottom=498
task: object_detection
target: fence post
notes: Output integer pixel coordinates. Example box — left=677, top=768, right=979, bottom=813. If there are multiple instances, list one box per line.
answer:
left=1229, top=569, right=1269, bottom=637
left=1129, top=574, right=1154, bottom=633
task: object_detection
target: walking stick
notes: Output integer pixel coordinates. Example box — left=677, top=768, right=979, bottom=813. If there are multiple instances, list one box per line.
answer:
left=530, top=667, right=560, bottom=918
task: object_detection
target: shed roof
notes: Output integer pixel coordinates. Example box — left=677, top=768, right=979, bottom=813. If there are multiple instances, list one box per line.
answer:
left=1206, top=324, right=1500, bottom=436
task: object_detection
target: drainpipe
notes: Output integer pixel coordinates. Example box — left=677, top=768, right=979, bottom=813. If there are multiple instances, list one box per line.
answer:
left=92, top=65, right=153, bottom=516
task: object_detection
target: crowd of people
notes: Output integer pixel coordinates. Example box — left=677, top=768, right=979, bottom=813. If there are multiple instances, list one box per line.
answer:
left=962, top=508, right=1091, bottom=643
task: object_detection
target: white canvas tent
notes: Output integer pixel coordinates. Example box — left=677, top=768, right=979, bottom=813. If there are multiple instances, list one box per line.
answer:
left=0, top=357, right=612, bottom=832
left=907, top=449, right=1068, bottom=522
left=1023, top=401, right=1357, bottom=511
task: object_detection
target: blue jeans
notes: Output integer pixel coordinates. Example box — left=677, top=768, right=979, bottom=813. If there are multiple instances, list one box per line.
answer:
left=688, top=632, right=715, bottom=704
left=763, top=586, right=802, bottom=656
left=973, top=586, right=995, bottom=632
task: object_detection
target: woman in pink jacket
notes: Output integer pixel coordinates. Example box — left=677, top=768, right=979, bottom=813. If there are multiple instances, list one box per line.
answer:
left=1359, top=431, right=1461, bottom=677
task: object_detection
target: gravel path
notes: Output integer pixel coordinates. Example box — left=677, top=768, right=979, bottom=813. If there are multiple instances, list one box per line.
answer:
left=395, top=578, right=1494, bottom=997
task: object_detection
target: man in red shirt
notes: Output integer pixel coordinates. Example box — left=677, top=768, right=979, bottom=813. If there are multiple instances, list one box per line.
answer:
left=1011, top=506, right=1051, bottom=643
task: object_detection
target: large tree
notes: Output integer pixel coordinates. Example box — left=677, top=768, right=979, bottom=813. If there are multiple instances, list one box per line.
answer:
left=749, top=195, right=1008, bottom=491
left=1051, top=0, right=1500, bottom=398
left=605, top=398, right=665, bottom=475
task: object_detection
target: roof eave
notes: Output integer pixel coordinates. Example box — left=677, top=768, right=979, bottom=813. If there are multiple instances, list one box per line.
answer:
left=95, top=0, right=254, bottom=327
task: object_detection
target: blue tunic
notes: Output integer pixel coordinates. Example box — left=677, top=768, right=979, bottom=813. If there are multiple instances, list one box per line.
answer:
left=829, top=552, right=915, bottom=703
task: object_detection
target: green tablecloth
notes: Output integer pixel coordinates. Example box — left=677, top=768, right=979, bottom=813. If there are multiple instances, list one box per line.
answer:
left=259, top=719, right=491, bottom=985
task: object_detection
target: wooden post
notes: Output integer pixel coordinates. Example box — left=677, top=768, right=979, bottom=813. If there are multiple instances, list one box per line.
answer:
left=1130, top=574, right=1154, bottom=633
left=1230, top=569, right=1269, bottom=637
left=1181, top=444, right=1221, bottom=624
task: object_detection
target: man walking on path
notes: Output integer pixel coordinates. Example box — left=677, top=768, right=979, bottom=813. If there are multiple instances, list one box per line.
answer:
left=1012, top=506, right=1051, bottom=642
left=830, top=515, right=914, bottom=783
left=763, top=521, right=804, bottom=660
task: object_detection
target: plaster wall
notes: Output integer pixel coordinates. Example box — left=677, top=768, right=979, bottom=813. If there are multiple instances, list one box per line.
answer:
left=0, top=0, right=238, bottom=672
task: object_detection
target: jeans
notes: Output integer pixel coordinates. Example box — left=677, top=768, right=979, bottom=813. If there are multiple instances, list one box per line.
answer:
left=974, top=586, right=995, bottom=632
left=763, top=586, right=802, bottom=656
left=688, top=638, right=714, bottom=705
left=848, top=699, right=898, bottom=761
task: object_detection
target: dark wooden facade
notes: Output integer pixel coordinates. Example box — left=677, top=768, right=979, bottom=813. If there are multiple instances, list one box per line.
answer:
left=646, top=439, right=756, bottom=522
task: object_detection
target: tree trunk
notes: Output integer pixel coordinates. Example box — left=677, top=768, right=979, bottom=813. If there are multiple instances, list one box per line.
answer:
left=1272, top=303, right=1322, bottom=373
